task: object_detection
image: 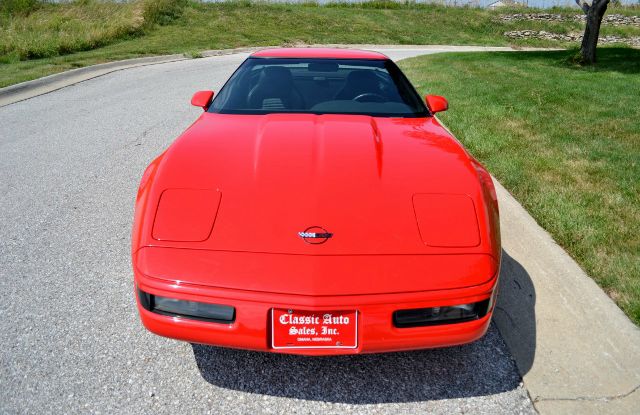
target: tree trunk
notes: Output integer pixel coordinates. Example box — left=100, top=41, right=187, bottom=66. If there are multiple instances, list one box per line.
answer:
left=580, top=0, right=610, bottom=64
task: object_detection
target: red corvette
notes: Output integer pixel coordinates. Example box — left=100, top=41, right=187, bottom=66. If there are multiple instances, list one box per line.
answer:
left=132, top=48, right=501, bottom=355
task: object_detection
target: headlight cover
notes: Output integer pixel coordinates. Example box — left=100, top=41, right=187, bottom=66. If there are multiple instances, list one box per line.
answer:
left=412, top=193, right=480, bottom=247
left=152, top=188, right=221, bottom=242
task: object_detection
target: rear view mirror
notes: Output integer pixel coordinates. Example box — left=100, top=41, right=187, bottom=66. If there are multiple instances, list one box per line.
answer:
left=425, top=95, right=448, bottom=114
left=191, top=90, right=215, bottom=110
left=308, top=62, right=339, bottom=72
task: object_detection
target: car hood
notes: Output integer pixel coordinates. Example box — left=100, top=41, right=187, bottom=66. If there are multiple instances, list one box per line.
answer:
left=145, top=113, right=491, bottom=256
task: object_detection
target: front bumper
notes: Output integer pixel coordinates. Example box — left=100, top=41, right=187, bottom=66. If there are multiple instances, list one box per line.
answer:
left=135, top=270, right=497, bottom=355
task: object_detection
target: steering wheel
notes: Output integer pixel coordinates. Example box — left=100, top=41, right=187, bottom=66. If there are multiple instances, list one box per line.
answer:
left=353, top=93, right=386, bottom=103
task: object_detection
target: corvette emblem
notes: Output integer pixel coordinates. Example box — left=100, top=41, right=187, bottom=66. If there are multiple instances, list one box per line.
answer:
left=298, top=226, right=333, bottom=244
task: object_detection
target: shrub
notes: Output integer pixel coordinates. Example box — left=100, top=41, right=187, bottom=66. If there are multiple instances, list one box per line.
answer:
left=0, top=0, right=40, bottom=15
left=142, top=0, right=189, bottom=26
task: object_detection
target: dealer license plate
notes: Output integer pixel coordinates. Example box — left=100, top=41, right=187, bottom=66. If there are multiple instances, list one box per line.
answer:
left=271, top=309, right=358, bottom=349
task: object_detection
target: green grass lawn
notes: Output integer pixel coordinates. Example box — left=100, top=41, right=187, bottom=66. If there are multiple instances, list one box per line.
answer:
left=399, top=48, right=640, bottom=324
left=1, top=1, right=639, bottom=88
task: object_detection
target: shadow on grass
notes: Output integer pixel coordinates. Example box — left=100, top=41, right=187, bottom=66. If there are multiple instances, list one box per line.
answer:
left=493, top=47, right=640, bottom=74
left=191, top=250, right=536, bottom=404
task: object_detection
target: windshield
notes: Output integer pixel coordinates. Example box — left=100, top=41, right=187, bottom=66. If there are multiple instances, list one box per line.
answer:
left=209, top=57, right=429, bottom=117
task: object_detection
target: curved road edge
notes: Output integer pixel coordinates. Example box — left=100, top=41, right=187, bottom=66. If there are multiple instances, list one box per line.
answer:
left=0, top=44, right=552, bottom=108
left=493, top=179, right=640, bottom=414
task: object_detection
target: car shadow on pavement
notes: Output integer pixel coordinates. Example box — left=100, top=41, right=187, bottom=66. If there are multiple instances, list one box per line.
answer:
left=191, top=250, right=536, bottom=404
left=493, top=249, right=537, bottom=377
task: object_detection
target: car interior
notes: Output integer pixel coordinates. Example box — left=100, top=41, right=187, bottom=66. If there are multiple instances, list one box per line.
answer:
left=210, top=58, right=427, bottom=116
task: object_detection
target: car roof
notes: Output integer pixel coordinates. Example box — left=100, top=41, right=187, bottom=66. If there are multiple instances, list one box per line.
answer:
left=250, top=48, right=388, bottom=60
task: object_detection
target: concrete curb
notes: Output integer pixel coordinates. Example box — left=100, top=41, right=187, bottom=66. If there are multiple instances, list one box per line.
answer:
left=0, top=54, right=182, bottom=108
left=494, top=180, right=640, bottom=414
left=0, top=44, right=557, bottom=108
left=0, top=46, right=268, bottom=108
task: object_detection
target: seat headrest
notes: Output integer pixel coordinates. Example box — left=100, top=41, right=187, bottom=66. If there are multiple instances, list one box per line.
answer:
left=344, top=70, right=379, bottom=89
left=259, top=66, right=293, bottom=85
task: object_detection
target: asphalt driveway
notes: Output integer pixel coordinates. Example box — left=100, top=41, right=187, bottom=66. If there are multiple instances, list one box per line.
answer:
left=0, top=50, right=535, bottom=414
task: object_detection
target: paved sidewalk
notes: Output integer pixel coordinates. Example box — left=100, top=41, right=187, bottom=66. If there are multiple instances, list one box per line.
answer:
left=494, top=181, right=640, bottom=414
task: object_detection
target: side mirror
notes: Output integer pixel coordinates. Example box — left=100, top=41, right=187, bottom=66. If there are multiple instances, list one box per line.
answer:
left=425, top=95, right=448, bottom=114
left=191, top=90, right=214, bottom=110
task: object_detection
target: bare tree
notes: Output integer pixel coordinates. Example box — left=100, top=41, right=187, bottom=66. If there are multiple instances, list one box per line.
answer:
left=575, top=0, right=611, bottom=64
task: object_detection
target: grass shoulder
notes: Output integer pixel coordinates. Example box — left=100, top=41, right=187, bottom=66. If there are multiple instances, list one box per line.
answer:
left=399, top=48, right=640, bottom=324
left=2, top=1, right=639, bottom=88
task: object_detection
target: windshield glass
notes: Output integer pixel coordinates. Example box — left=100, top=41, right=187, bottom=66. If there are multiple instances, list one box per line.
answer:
left=209, top=57, right=429, bottom=117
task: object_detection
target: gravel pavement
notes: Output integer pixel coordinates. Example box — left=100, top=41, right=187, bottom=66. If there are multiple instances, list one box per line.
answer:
left=0, top=50, right=536, bottom=414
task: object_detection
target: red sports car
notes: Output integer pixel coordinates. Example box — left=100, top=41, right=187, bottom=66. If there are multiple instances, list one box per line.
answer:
left=132, top=48, right=501, bottom=355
